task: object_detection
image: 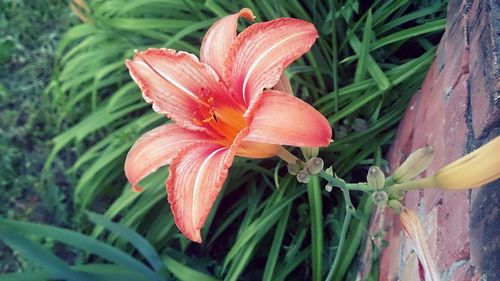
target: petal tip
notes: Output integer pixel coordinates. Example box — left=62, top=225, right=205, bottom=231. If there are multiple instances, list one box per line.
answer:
left=191, top=231, right=202, bottom=243
left=132, top=185, right=144, bottom=193
left=239, top=8, right=255, bottom=21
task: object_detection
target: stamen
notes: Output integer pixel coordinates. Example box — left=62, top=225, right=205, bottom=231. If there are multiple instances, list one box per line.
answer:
left=191, top=88, right=246, bottom=141
left=202, top=116, right=214, bottom=123
left=212, top=112, right=219, bottom=122
left=192, top=118, right=204, bottom=126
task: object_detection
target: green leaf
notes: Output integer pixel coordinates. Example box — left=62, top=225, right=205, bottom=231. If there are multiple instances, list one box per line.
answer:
left=163, top=256, right=218, bottom=281
left=0, top=227, right=93, bottom=281
left=0, top=218, right=158, bottom=281
left=85, top=211, right=167, bottom=274
left=354, top=10, right=372, bottom=83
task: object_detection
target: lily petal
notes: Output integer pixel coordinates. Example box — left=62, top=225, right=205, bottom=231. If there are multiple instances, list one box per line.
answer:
left=272, top=73, right=293, bottom=95
left=125, top=123, right=213, bottom=192
left=245, top=90, right=332, bottom=147
left=200, top=8, right=255, bottom=78
left=400, top=209, right=440, bottom=281
left=236, top=140, right=282, bottom=158
left=167, top=129, right=247, bottom=242
left=126, top=48, right=237, bottom=130
left=223, top=18, right=317, bottom=106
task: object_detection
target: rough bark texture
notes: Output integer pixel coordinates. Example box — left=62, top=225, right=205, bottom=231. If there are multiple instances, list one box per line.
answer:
left=360, top=0, right=500, bottom=280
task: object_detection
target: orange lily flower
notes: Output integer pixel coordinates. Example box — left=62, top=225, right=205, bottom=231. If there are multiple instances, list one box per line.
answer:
left=124, top=8, right=332, bottom=242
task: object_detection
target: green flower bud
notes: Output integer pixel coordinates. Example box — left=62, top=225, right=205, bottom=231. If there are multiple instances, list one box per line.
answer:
left=367, top=166, right=385, bottom=190
left=305, top=157, right=324, bottom=175
left=388, top=199, right=403, bottom=214
left=325, top=184, right=333, bottom=192
left=371, top=191, right=388, bottom=206
left=392, top=146, right=434, bottom=183
left=297, top=169, right=311, bottom=183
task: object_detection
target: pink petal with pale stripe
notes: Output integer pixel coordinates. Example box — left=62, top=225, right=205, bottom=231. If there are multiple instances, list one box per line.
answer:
left=244, top=90, right=331, bottom=147
left=223, top=18, right=318, bottom=106
left=125, top=123, right=213, bottom=192
left=167, top=129, right=248, bottom=242
left=272, top=73, right=293, bottom=95
left=200, top=8, right=254, bottom=78
left=400, top=209, right=440, bottom=281
left=125, top=48, right=239, bottom=131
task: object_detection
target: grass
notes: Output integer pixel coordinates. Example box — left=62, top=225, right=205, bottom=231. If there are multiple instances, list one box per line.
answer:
left=0, top=0, right=77, bottom=272
left=0, top=0, right=447, bottom=280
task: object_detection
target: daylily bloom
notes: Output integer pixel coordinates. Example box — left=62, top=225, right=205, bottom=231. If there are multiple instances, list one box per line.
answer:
left=433, top=136, right=500, bottom=190
left=386, top=137, right=500, bottom=194
left=400, top=209, right=439, bottom=281
left=124, top=8, right=332, bottom=242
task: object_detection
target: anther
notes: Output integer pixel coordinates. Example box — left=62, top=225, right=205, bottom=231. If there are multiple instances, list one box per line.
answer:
left=192, top=118, right=203, bottom=126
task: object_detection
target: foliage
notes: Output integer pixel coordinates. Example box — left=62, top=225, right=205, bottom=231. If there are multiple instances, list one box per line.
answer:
left=0, top=0, right=79, bottom=271
left=0, top=0, right=77, bottom=228
left=0, top=212, right=219, bottom=281
left=1, top=0, right=447, bottom=280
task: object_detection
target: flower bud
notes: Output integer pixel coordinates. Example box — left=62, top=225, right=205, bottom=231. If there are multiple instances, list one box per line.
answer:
left=387, top=199, right=403, bottom=214
left=399, top=209, right=440, bottom=281
left=305, top=157, right=324, bottom=175
left=325, top=184, right=333, bottom=192
left=297, top=170, right=311, bottom=183
left=392, top=146, right=435, bottom=183
left=367, top=166, right=385, bottom=190
left=433, top=136, right=500, bottom=190
left=300, top=147, right=319, bottom=160
left=372, top=191, right=388, bottom=206
left=287, top=162, right=301, bottom=175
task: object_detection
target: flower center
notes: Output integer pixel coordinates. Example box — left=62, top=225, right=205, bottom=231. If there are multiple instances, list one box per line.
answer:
left=192, top=89, right=246, bottom=145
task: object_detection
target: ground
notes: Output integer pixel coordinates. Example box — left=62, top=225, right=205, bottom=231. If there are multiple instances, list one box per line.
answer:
left=0, top=0, right=76, bottom=272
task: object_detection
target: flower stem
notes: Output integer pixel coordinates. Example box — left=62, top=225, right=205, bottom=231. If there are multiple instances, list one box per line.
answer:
left=385, top=176, right=436, bottom=193
left=318, top=170, right=373, bottom=192
left=308, top=176, right=323, bottom=281
left=326, top=186, right=355, bottom=281
left=276, top=146, right=300, bottom=164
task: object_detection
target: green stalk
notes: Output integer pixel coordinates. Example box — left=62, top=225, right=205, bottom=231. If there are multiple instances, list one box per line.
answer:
left=318, top=170, right=373, bottom=192
left=331, top=195, right=373, bottom=281
left=307, top=176, right=323, bottom=281
left=325, top=187, right=354, bottom=281
left=385, top=176, right=435, bottom=193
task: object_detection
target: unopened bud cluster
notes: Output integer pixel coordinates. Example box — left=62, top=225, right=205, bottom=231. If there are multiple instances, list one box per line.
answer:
left=288, top=157, right=324, bottom=183
left=393, top=146, right=434, bottom=183
left=367, top=166, right=389, bottom=206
